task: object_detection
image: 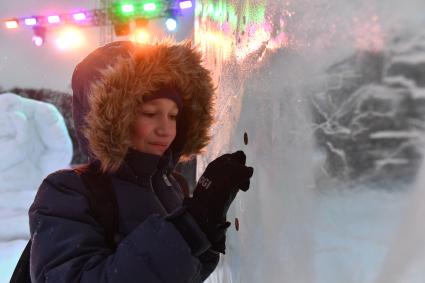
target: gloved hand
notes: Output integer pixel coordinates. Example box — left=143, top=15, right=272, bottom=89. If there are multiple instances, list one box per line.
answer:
left=184, top=150, right=254, bottom=254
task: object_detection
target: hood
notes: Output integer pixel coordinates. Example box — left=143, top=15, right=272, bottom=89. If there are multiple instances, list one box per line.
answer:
left=72, top=40, right=215, bottom=173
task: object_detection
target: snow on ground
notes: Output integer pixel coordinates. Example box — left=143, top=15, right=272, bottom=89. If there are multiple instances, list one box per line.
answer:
left=0, top=240, right=28, bottom=283
left=0, top=192, right=36, bottom=282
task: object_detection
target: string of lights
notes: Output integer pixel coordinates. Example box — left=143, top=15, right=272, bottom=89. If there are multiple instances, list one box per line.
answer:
left=2, top=0, right=193, bottom=48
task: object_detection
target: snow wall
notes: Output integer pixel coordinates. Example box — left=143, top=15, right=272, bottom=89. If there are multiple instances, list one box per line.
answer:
left=0, top=93, right=73, bottom=282
left=0, top=93, right=73, bottom=192
left=195, top=0, right=425, bottom=282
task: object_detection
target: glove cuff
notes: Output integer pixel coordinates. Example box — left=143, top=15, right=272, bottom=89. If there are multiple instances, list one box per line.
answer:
left=184, top=197, right=230, bottom=254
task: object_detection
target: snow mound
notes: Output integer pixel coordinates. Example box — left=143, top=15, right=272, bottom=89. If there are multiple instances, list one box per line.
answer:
left=0, top=92, right=73, bottom=192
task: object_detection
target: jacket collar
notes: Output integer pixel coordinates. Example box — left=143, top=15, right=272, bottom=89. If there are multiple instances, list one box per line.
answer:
left=113, top=148, right=177, bottom=183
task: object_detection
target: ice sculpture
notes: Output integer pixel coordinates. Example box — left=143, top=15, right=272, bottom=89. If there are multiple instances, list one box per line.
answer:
left=0, top=92, right=73, bottom=192
left=0, top=92, right=73, bottom=281
left=195, top=0, right=425, bottom=282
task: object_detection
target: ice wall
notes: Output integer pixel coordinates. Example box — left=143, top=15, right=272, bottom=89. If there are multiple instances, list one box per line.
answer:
left=194, top=0, right=425, bottom=282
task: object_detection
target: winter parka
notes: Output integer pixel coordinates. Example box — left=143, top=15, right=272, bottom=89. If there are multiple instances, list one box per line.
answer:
left=28, top=41, right=218, bottom=283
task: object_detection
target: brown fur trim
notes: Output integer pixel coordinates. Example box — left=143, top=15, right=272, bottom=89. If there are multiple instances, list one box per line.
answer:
left=84, top=41, right=215, bottom=173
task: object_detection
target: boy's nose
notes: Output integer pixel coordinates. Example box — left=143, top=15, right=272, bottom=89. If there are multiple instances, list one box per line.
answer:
left=156, top=118, right=174, bottom=136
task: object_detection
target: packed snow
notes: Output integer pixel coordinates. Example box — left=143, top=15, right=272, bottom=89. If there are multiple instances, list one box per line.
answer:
left=0, top=93, right=72, bottom=282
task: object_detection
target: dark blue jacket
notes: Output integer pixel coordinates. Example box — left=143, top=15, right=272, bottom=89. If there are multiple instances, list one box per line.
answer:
left=29, top=149, right=218, bottom=282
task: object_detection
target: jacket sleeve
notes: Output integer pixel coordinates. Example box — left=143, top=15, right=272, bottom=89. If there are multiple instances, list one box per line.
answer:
left=29, top=170, right=208, bottom=283
left=168, top=172, right=220, bottom=281
left=165, top=208, right=220, bottom=281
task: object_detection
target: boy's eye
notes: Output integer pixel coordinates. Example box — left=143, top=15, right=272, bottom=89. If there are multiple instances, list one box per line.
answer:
left=142, top=112, right=155, bottom=117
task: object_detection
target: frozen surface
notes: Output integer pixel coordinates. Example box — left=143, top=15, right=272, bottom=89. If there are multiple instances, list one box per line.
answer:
left=0, top=93, right=72, bottom=282
left=194, top=0, right=425, bottom=282
left=1, top=0, right=425, bottom=282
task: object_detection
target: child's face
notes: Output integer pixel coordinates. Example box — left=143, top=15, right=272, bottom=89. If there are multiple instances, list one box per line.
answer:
left=131, top=98, right=178, bottom=156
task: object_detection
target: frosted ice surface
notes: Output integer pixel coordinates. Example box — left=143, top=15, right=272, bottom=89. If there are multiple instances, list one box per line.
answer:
left=195, top=0, right=425, bottom=282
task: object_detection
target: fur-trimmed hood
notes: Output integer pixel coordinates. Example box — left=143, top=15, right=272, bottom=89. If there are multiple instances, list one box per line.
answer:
left=72, top=41, right=215, bottom=172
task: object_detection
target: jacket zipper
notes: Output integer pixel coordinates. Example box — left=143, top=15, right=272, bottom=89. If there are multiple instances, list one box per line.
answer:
left=162, top=173, right=172, bottom=187
left=148, top=170, right=156, bottom=191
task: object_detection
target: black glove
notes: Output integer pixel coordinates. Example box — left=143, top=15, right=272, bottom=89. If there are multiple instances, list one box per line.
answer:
left=184, top=150, right=254, bottom=254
